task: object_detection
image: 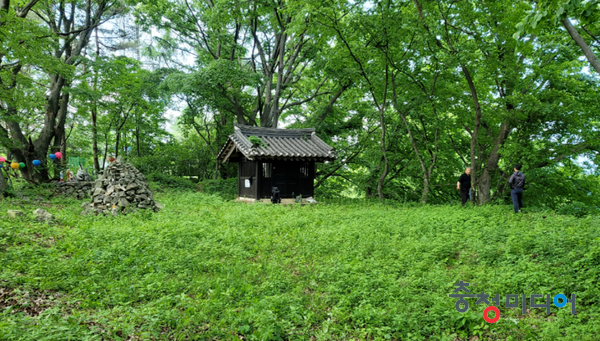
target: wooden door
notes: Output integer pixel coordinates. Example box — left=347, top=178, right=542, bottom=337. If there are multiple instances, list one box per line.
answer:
left=238, top=159, right=257, bottom=198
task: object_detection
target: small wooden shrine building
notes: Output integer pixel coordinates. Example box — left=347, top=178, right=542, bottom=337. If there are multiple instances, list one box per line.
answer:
left=217, top=124, right=337, bottom=200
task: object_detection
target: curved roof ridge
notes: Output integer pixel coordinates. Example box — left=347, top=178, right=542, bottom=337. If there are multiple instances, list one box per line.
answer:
left=218, top=124, right=337, bottom=162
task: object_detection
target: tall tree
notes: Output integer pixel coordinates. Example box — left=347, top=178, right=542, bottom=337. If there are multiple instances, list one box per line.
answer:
left=410, top=0, right=599, bottom=203
left=135, top=0, right=347, bottom=128
left=0, top=0, right=119, bottom=182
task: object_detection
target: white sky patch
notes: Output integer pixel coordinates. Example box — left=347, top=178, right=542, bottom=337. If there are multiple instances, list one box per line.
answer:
left=164, top=109, right=181, bottom=134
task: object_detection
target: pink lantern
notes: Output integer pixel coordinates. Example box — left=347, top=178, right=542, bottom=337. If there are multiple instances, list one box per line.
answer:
left=0, top=157, right=4, bottom=162
left=55, top=152, right=63, bottom=159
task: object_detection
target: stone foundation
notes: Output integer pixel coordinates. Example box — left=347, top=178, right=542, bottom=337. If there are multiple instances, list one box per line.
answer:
left=57, top=181, right=93, bottom=200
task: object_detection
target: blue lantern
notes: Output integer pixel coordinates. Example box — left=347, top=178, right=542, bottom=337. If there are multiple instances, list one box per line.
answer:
left=33, top=160, right=41, bottom=166
left=49, top=154, right=57, bottom=160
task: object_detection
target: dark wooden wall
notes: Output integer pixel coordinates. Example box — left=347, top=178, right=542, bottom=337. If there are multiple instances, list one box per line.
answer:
left=258, top=161, right=314, bottom=199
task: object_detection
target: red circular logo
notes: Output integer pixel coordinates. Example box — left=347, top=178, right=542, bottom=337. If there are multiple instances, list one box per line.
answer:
left=483, top=306, right=500, bottom=323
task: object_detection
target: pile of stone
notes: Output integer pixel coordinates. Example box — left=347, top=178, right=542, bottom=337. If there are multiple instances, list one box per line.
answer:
left=57, top=181, right=92, bottom=200
left=82, top=156, right=162, bottom=216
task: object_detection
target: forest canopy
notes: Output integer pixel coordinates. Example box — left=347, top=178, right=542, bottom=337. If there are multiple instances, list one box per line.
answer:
left=1, top=0, right=599, bottom=209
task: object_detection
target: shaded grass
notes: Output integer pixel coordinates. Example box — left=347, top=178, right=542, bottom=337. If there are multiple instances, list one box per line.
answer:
left=0, top=191, right=599, bottom=340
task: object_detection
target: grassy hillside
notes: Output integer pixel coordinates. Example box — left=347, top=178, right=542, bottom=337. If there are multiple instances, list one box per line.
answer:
left=1, top=190, right=599, bottom=340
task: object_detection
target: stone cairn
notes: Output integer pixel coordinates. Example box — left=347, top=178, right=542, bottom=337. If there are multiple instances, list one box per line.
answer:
left=82, top=156, right=162, bottom=216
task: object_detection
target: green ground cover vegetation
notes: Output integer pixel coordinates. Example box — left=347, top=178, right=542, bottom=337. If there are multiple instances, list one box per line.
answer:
left=1, top=187, right=599, bottom=340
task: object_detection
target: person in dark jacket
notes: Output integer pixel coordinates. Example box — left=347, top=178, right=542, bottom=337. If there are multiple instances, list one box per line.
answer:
left=508, top=164, right=526, bottom=213
left=457, top=167, right=472, bottom=205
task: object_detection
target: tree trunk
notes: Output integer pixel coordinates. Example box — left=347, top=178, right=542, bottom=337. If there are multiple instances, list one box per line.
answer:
left=392, top=95, right=430, bottom=203
left=92, top=27, right=100, bottom=172
left=60, top=129, right=66, bottom=160
left=376, top=105, right=389, bottom=202
left=421, top=177, right=430, bottom=203
left=7, top=73, right=68, bottom=182
left=476, top=121, right=511, bottom=204
left=3, top=168, right=13, bottom=189
left=0, top=167, right=6, bottom=194
left=52, top=79, right=72, bottom=172
left=260, top=74, right=274, bottom=127
left=268, top=32, right=287, bottom=128
left=102, top=130, right=110, bottom=169
left=461, top=64, right=482, bottom=204
left=135, top=125, right=141, bottom=157
left=115, top=131, right=120, bottom=158
left=3, top=108, right=50, bottom=183
left=377, top=155, right=389, bottom=202
left=92, top=106, right=100, bottom=172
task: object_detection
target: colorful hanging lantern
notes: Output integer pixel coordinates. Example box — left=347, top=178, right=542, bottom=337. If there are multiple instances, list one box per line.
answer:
left=18, top=162, right=25, bottom=169
left=0, top=157, right=5, bottom=162
left=49, top=154, right=57, bottom=160
left=11, top=162, right=19, bottom=169
left=32, top=160, right=41, bottom=166
left=55, top=152, right=62, bottom=159
left=109, top=157, right=115, bottom=162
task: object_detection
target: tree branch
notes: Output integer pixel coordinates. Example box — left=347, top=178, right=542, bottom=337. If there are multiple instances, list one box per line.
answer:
left=561, top=18, right=600, bottom=75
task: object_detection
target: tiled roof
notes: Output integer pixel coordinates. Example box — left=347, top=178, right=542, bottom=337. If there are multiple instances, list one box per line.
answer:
left=218, top=124, right=337, bottom=162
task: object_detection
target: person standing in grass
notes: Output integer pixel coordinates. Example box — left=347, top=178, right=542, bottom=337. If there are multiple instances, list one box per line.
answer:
left=508, top=164, right=526, bottom=213
left=457, top=167, right=473, bottom=206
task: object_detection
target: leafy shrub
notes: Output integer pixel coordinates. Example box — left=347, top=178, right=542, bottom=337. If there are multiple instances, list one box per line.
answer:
left=2, top=188, right=17, bottom=198
left=198, top=178, right=237, bottom=200
left=556, top=201, right=600, bottom=217
left=147, top=172, right=196, bottom=191
left=11, top=181, right=56, bottom=200
left=524, top=166, right=600, bottom=210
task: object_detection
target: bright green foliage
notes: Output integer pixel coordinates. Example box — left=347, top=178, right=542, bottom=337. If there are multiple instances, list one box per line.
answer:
left=525, top=162, right=600, bottom=211
left=198, top=178, right=237, bottom=200
left=517, top=0, right=600, bottom=76
left=297, top=0, right=600, bottom=205
left=518, top=0, right=600, bottom=32
left=248, top=135, right=267, bottom=148
left=0, top=10, right=63, bottom=115
left=146, top=172, right=197, bottom=190
left=2, top=0, right=598, bottom=207
left=134, top=0, right=341, bottom=128
left=1, top=2, right=598, bottom=338
left=1, top=190, right=600, bottom=340
left=128, top=132, right=236, bottom=180
left=72, top=56, right=169, bottom=162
